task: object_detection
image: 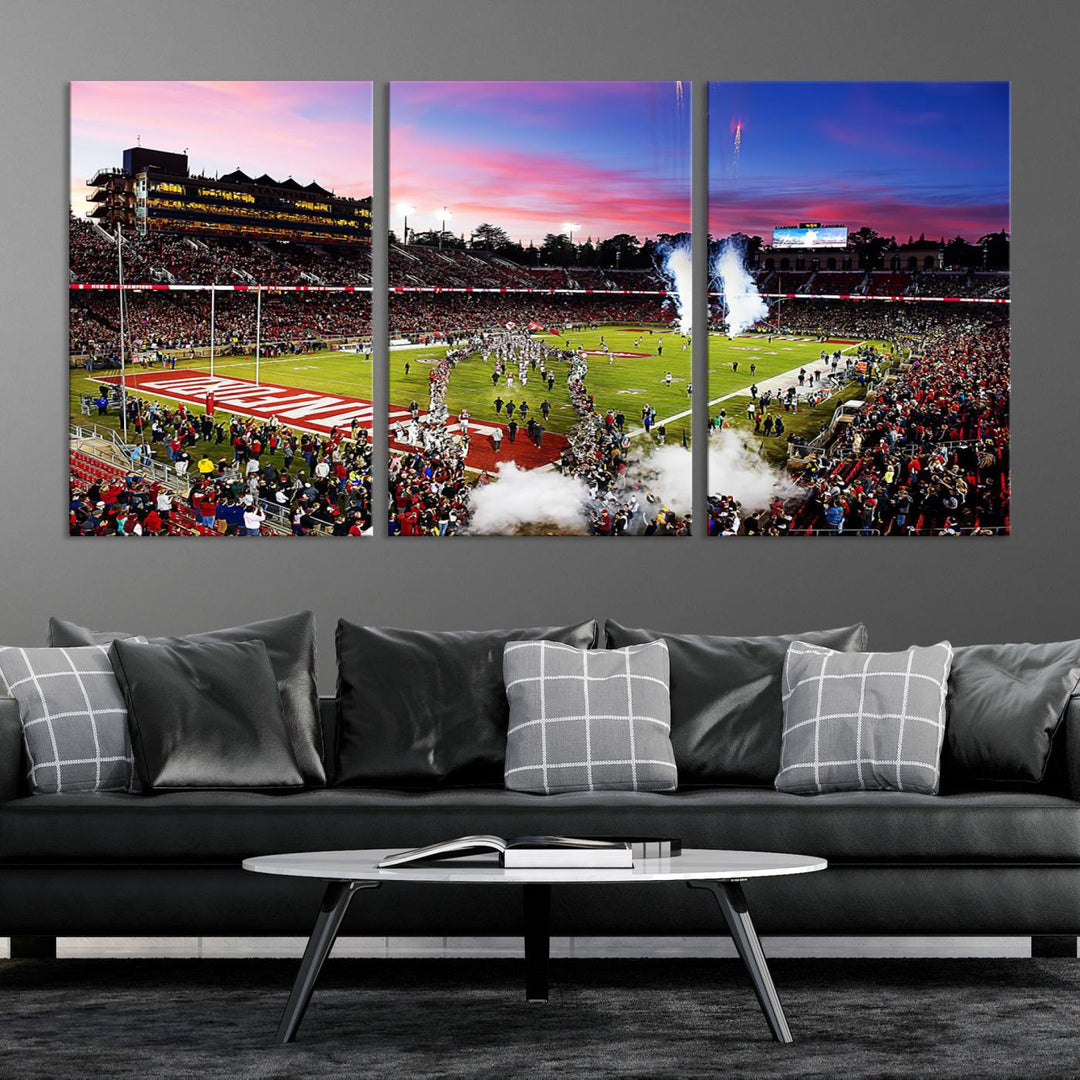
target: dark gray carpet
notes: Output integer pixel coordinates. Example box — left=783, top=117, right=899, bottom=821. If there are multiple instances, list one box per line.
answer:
left=1, top=957, right=1079, bottom=1079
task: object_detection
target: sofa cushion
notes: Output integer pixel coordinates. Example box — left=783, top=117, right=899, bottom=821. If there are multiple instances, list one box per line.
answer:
left=776, top=640, right=953, bottom=795
left=47, top=613, right=324, bottom=786
left=335, top=620, right=599, bottom=788
left=503, top=639, right=677, bottom=794
left=0, top=645, right=138, bottom=794
left=943, top=641, right=1080, bottom=788
left=109, top=638, right=304, bottom=792
left=604, top=621, right=868, bottom=786
left=1, top=787, right=1077, bottom=865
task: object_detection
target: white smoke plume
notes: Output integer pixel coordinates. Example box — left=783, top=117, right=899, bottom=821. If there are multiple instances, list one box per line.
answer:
left=627, top=443, right=693, bottom=515
left=711, top=237, right=769, bottom=338
left=466, top=462, right=591, bottom=535
left=708, top=428, right=795, bottom=510
left=657, top=240, right=693, bottom=337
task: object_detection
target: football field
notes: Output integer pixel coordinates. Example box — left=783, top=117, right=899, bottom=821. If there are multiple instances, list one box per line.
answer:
left=388, top=325, right=884, bottom=452
left=390, top=326, right=695, bottom=445
left=70, top=348, right=374, bottom=480
left=707, top=330, right=885, bottom=461
left=69, top=329, right=882, bottom=472
left=71, top=349, right=373, bottom=427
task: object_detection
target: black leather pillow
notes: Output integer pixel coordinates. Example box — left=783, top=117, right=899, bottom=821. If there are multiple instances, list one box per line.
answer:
left=335, top=620, right=600, bottom=788
left=942, top=641, right=1080, bottom=787
left=48, top=613, right=324, bottom=786
left=604, top=621, right=868, bottom=786
left=109, top=638, right=304, bottom=792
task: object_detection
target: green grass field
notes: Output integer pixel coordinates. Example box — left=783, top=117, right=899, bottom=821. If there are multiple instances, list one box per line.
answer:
left=388, top=325, right=884, bottom=457
left=69, top=327, right=881, bottom=473
left=390, top=326, right=694, bottom=443
left=69, top=348, right=374, bottom=476
left=705, top=330, right=883, bottom=463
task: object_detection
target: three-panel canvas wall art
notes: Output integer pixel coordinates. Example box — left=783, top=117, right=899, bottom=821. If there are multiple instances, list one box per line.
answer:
left=68, top=81, right=1009, bottom=538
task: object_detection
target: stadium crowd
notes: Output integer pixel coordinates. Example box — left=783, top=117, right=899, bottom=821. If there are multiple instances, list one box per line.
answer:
left=389, top=244, right=663, bottom=291
left=70, top=290, right=371, bottom=358
left=390, top=293, right=666, bottom=340
left=708, top=309, right=1010, bottom=537
left=70, top=394, right=372, bottom=537
left=712, top=297, right=1000, bottom=343
left=387, top=329, right=691, bottom=536
left=72, top=217, right=669, bottom=293
left=558, top=355, right=691, bottom=536
left=70, top=215, right=371, bottom=286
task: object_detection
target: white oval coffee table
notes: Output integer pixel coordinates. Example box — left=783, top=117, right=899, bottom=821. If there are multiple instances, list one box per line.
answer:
left=244, top=847, right=827, bottom=1045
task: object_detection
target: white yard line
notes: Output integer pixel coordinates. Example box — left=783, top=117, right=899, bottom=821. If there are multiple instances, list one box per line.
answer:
left=618, top=339, right=869, bottom=439
left=200, top=353, right=370, bottom=374
left=705, top=338, right=869, bottom=408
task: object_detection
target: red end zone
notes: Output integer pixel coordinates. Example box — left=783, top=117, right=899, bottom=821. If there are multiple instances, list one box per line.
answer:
left=98, top=368, right=566, bottom=472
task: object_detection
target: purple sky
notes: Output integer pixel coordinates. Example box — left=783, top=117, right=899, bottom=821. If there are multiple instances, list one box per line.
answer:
left=708, top=82, right=1010, bottom=242
left=70, top=81, right=372, bottom=216
left=390, top=81, right=691, bottom=245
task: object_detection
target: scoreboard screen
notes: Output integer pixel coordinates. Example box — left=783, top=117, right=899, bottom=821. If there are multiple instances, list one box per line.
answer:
left=772, top=225, right=848, bottom=249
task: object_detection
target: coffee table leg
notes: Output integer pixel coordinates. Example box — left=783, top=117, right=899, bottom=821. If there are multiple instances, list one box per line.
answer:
left=523, top=883, right=551, bottom=1002
left=688, top=880, right=793, bottom=1044
left=276, top=880, right=380, bottom=1044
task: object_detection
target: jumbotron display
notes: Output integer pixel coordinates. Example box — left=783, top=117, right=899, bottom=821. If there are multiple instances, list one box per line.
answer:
left=772, top=225, right=848, bottom=249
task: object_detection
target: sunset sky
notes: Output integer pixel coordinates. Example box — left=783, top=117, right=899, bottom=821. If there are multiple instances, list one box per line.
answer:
left=69, top=81, right=372, bottom=216
left=390, top=81, right=691, bottom=246
left=708, top=82, right=1010, bottom=242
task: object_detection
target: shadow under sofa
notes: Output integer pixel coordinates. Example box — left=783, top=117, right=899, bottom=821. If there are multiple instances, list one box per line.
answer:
left=3, top=696, right=1080, bottom=959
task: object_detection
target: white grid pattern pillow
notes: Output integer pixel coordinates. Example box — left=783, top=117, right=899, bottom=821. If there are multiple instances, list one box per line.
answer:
left=776, top=640, right=954, bottom=795
left=0, top=645, right=138, bottom=794
left=503, top=639, right=677, bottom=794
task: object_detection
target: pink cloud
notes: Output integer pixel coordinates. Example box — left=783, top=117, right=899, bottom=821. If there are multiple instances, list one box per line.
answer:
left=391, top=124, right=689, bottom=242
left=709, top=182, right=1010, bottom=241
left=70, top=81, right=371, bottom=215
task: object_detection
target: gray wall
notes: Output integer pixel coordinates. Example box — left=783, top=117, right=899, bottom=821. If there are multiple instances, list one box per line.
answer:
left=0, top=0, right=1071, bottom=689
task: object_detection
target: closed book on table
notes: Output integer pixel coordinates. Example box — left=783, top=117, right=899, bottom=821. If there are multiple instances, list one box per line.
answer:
left=503, top=842, right=632, bottom=868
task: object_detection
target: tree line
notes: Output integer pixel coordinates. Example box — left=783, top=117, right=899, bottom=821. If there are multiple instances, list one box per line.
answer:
left=391, top=220, right=1009, bottom=272
left=390, top=221, right=691, bottom=270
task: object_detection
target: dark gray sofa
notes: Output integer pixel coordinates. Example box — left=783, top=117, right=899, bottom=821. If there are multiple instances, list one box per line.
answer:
left=3, top=694, right=1080, bottom=954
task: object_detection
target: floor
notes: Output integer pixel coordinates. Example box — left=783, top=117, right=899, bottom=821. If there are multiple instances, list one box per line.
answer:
left=4, top=956, right=1079, bottom=1079
left=0, top=934, right=1049, bottom=959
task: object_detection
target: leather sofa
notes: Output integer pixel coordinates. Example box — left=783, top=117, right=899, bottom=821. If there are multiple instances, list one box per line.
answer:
left=4, top=692, right=1080, bottom=956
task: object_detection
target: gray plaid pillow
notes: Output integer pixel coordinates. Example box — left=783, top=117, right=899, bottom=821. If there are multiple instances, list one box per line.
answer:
left=0, top=645, right=138, bottom=794
left=503, top=639, right=677, bottom=794
left=776, top=640, right=954, bottom=795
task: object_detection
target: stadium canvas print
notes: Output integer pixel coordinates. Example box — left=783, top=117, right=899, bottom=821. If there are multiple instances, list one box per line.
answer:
left=706, top=82, right=1010, bottom=537
left=69, top=81, right=373, bottom=537
left=389, top=81, right=692, bottom=536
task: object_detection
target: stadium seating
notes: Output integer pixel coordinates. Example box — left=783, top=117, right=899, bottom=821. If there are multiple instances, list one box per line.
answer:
left=973, top=272, right=1010, bottom=298
left=68, top=450, right=209, bottom=536
left=70, top=215, right=371, bottom=287
left=912, top=271, right=970, bottom=297
left=770, top=271, right=813, bottom=293
left=867, top=272, right=914, bottom=297
left=70, top=290, right=372, bottom=355
left=709, top=313, right=1009, bottom=537
left=390, top=292, right=669, bottom=338
left=808, top=271, right=866, bottom=296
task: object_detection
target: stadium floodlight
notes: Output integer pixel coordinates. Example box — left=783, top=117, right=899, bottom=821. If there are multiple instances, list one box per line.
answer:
left=562, top=223, right=582, bottom=265
left=438, top=207, right=453, bottom=249
left=396, top=202, right=415, bottom=245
